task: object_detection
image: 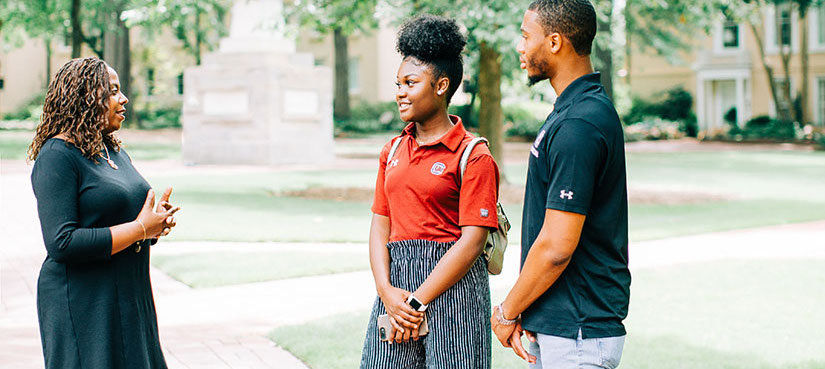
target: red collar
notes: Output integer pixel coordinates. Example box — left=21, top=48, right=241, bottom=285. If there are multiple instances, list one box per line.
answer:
left=401, top=115, right=466, bottom=152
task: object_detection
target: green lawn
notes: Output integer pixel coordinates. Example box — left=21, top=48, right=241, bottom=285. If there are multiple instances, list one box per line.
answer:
left=151, top=150, right=825, bottom=244
left=152, top=250, right=368, bottom=288
left=0, top=134, right=36, bottom=159
left=149, top=149, right=825, bottom=288
left=0, top=133, right=181, bottom=161
left=269, top=259, right=825, bottom=369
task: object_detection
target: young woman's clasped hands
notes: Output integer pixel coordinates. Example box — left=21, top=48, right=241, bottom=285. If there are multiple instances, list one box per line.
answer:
left=377, top=285, right=424, bottom=343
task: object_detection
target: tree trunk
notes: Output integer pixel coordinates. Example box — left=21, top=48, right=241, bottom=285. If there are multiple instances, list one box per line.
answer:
left=45, top=39, right=52, bottom=87
left=800, top=8, right=810, bottom=123
left=478, top=42, right=504, bottom=168
left=71, top=0, right=82, bottom=58
left=333, top=27, right=351, bottom=121
left=593, top=1, right=613, bottom=100
left=749, top=23, right=789, bottom=122
left=624, top=3, right=631, bottom=87
left=195, top=7, right=203, bottom=65
left=104, top=8, right=135, bottom=127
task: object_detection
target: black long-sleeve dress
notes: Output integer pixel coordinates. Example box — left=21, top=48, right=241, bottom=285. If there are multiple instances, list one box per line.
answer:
left=31, top=138, right=167, bottom=369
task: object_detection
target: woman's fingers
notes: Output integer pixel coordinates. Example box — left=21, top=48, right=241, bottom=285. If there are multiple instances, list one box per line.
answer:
left=402, top=326, right=411, bottom=342
left=165, top=216, right=176, bottom=228
left=165, top=206, right=181, bottom=216
left=390, top=311, right=419, bottom=329
left=394, top=324, right=405, bottom=343
left=156, top=187, right=173, bottom=212
left=396, top=302, right=424, bottom=320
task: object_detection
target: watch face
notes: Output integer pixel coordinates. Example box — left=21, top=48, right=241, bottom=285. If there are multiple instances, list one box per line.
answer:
left=408, top=298, right=422, bottom=310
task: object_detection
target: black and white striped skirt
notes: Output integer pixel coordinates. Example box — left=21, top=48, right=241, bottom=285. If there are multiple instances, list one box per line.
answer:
left=360, top=239, right=491, bottom=369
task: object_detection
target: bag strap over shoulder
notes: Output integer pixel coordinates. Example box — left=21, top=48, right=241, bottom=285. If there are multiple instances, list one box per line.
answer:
left=386, top=136, right=404, bottom=164
left=458, top=137, right=489, bottom=184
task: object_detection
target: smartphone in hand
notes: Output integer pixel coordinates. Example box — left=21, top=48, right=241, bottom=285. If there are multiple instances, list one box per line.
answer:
left=377, top=314, right=429, bottom=342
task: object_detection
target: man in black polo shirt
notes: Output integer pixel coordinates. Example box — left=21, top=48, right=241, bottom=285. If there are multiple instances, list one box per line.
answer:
left=490, top=1, right=630, bottom=368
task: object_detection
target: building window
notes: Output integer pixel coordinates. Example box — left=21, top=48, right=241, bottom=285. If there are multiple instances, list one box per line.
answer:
left=348, top=57, right=360, bottom=93
left=776, top=5, right=792, bottom=47
left=722, top=20, right=740, bottom=48
left=818, top=6, right=825, bottom=45
left=146, top=68, right=155, bottom=96
left=818, top=78, right=825, bottom=125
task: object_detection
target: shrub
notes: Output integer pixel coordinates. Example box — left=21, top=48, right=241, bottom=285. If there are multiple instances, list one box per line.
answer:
left=741, top=115, right=796, bottom=140
left=624, top=118, right=684, bottom=142
left=3, top=92, right=45, bottom=121
left=449, top=103, right=478, bottom=129
left=335, top=101, right=401, bottom=136
left=813, top=130, right=825, bottom=150
left=504, top=105, right=542, bottom=140
left=623, top=87, right=696, bottom=137
left=135, top=101, right=182, bottom=129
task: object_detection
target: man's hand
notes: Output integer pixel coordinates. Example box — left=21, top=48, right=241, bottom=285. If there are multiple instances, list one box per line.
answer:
left=507, top=323, right=536, bottom=364
left=491, top=306, right=536, bottom=364
left=491, top=305, right=517, bottom=347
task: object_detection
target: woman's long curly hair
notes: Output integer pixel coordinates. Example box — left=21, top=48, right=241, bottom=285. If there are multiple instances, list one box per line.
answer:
left=28, top=57, right=120, bottom=162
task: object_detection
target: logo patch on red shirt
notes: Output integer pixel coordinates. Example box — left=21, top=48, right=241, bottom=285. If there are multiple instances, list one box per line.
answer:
left=431, top=162, right=446, bottom=175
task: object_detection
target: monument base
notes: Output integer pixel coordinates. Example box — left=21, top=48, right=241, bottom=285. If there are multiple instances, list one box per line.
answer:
left=182, top=50, right=333, bottom=166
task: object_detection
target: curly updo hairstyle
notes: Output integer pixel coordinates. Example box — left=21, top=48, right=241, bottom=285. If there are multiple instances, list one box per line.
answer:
left=396, top=14, right=466, bottom=105
left=28, top=57, right=119, bottom=162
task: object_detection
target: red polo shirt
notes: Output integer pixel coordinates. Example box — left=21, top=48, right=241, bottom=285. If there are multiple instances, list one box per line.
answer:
left=372, top=115, right=500, bottom=243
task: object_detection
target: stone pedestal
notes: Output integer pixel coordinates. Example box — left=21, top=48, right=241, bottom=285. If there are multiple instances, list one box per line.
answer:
left=182, top=0, right=333, bottom=165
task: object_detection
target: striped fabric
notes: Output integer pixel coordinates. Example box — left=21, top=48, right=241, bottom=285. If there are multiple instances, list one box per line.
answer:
left=360, top=240, right=491, bottom=369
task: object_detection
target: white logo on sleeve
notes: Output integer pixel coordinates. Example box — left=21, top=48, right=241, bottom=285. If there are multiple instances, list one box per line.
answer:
left=560, top=190, right=574, bottom=200
left=430, top=162, right=446, bottom=175
left=480, top=208, right=489, bottom=218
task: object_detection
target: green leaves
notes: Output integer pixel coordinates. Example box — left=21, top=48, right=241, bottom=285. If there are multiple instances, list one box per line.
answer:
left=286, top=0, right=379, bottom=37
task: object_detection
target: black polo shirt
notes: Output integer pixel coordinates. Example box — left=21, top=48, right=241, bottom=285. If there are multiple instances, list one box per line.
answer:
left=520, top=73, right=630, bottom=339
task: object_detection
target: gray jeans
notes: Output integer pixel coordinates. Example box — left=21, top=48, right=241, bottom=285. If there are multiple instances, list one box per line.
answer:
left=528, top=329, right=625, bottom=369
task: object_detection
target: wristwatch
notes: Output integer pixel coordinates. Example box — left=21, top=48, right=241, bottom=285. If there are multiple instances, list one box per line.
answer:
left=406, top=294, right=428, bottom=312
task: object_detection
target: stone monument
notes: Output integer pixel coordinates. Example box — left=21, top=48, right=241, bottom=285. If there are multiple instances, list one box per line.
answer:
left=182, top=0, right=334, bottom=165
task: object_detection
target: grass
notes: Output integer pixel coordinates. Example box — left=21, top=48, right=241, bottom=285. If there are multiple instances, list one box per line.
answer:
left=0, top=132, right=181, bottom=161
left=152, top=250, right=368, bottom=288
left=0, top=134, right=34, bottom=160
left=269, top=259, right=825, bottom=369
left=149, top=149, right=825, bottom=288
left=151, top=150, right=825, bottom=244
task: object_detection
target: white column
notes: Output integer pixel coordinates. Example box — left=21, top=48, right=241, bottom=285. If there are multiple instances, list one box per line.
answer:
left=736, top=77, right=746, bottom=127
left=696, top=76, right=706, bottom=132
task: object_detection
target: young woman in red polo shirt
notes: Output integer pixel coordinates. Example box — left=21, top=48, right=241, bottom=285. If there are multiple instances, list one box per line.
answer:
left=360, top=15, right=500, bottom=369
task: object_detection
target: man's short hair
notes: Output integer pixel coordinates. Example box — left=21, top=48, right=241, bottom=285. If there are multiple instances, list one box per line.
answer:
left=528, top=0, right=597, bottom=56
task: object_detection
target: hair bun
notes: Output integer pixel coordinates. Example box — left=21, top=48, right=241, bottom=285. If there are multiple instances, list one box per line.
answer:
left=397, top=14, right=466, bottom=62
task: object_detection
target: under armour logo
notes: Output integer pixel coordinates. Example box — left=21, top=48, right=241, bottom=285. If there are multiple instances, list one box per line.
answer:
left=560, top=190, right=574, bottom=200
left=389, top=159, right=399, bottom=168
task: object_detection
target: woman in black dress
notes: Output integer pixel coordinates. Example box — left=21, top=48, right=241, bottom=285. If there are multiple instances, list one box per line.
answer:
left=28, top=57, right=179, bottom=369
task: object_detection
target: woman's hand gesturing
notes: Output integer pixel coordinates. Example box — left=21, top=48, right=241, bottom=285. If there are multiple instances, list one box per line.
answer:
left=135, top=187, right=180, bottom=239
